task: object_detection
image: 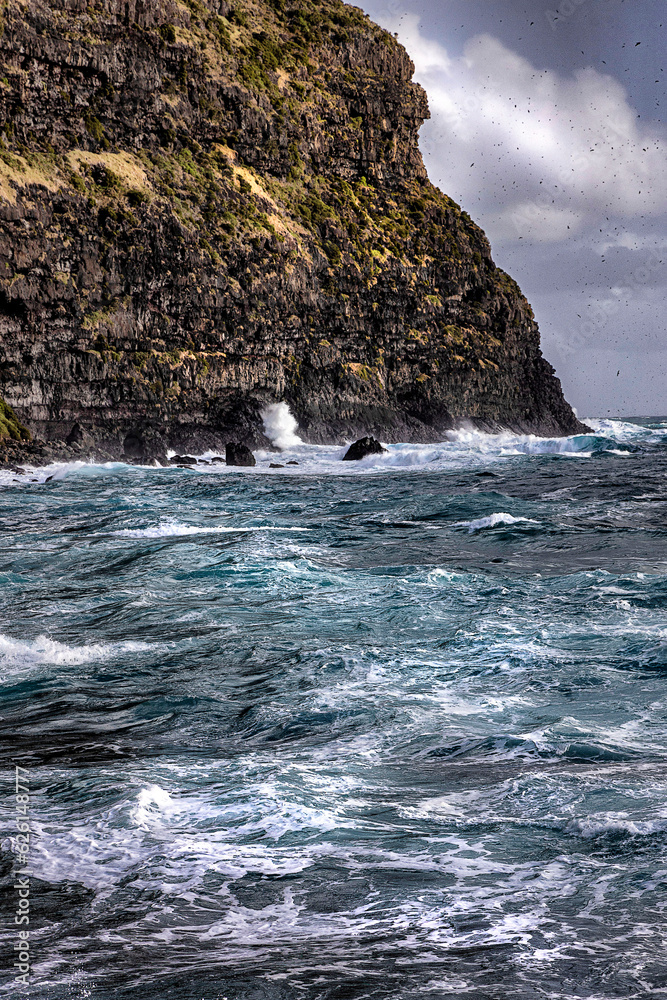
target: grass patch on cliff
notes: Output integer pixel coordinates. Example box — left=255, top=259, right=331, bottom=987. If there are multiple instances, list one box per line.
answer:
left=0, top=398, right=30, bottom=440
left=0, top=149, right=65, bottom=204
left=67, top=150, right=152, bottom=195
left=82, top=302, right=122, bottom=332
left=343, top=361, right=385, bottom=388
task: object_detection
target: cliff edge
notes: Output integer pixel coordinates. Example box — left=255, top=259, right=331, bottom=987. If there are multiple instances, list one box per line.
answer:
left=0, top=0, right=585, bottom=462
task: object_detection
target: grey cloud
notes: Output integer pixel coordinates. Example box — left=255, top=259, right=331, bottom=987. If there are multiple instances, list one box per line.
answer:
left=359, top=0, right=667, bottom=415
left=501, top=239, right=667, bottom=294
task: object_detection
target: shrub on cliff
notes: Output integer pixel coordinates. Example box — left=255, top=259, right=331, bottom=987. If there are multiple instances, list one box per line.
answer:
left=0, top=399, right=31, bottom=441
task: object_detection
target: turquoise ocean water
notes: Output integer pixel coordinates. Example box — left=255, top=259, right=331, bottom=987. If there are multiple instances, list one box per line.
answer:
left=1, top=416, right=666, bottom=999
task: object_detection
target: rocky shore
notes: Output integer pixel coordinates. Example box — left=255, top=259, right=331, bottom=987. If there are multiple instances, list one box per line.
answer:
left=0, top=0, right=585, bottom=463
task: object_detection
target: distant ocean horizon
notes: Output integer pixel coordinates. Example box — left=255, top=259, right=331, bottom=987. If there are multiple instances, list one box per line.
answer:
left=2, top=414, right=667, bottom=999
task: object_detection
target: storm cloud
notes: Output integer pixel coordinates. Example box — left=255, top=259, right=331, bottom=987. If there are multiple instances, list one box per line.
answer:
left=359, top=0, right=667, bottom=417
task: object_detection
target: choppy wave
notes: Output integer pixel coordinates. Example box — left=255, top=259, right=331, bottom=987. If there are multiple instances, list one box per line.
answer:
left=0, top=633, right=152, bottom=669
left=459, top=512, right=540, bottom=533
left=2, top=413, right=667, bottom=999
left=566, top=814, right=667, bottom=838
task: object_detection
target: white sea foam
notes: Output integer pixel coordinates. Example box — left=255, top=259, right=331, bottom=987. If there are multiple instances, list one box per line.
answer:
left=25, top=782, right=339, bottom=893
left=115, top=522, right=237, bottom=538
left=446, top=426, right=594, bottom=457
left=246, top=422, right=627, bottom=472
left=131, top=784, right=186, bottom=829
left=130, top=782, right=343, bottom=840
left=262, top=402, right=303, bottom=450
left=20, top=763, right=661, bottom=982
left=0, top=414, right=667, bottom=487
left=113, top=521, right=309, bottom=538
left=1, top=416, right=662, bottom=485
left=461, top=512, right=539, bottom=533
left=0, top=633, right=151, bottom=670
left=0, top=458, right=166, bottom=487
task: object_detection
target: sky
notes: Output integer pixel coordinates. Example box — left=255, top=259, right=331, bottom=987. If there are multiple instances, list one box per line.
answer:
left=358, top=0, right=667, bottom=417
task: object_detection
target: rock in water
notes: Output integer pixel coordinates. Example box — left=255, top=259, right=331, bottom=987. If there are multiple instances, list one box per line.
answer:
left=343, top=437, right=387, bottom=461
left=226, top=443, right=256, bottom=467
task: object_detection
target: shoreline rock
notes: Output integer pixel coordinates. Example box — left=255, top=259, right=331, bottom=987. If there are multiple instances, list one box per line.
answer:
left=226, top=443, right=256, bottom=467
left=342, top=437, right=387, bottom=461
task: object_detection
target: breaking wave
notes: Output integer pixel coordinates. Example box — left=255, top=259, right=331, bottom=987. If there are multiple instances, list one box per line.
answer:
left=460, top=512, right=540, bottom=533
left=1, top=417, right=664, bottom=485
left=112, top=521, right=309, bottom=538
left=261, top=401, right=303, bottom=450
left=0, top=633, right=152, bottom=669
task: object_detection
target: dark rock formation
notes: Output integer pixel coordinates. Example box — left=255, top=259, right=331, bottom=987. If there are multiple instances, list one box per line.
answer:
left=343, top=436, right=386, bottom=461
left=0, top=0, right=586, bottom=462
left=226, top=442, right=256, bottom=467
left=122, top=427, right=168, bottom=464
left=66, top=422, right=93, bottom=449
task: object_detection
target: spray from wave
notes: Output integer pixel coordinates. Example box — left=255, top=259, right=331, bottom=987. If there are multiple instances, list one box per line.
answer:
left=262, top=402, right=303, bottom=450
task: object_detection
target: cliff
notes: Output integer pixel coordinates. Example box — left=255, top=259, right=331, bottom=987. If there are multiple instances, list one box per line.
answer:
left=0, top=0, right=585, bottom=463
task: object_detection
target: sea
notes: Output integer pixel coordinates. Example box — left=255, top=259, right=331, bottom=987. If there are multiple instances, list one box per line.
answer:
left=1, top=410, right=667, bottom=999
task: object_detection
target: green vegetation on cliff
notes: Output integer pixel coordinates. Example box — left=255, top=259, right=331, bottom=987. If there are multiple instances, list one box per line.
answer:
left=0, top=397, right=30, bottom=440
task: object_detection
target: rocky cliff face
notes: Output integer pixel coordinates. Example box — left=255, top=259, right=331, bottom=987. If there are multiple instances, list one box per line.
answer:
left=0, top=0, right=584, bottom=461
